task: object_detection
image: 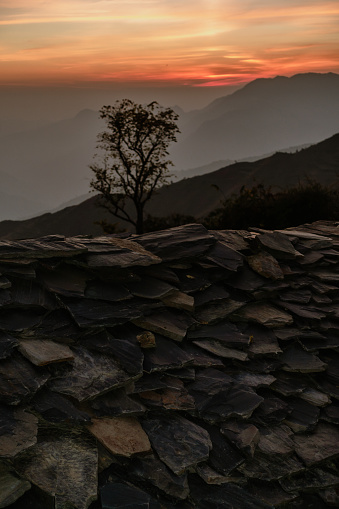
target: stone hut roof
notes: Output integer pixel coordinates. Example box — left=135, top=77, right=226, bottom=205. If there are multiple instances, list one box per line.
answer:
left=1, top=221, right=339, bottom=508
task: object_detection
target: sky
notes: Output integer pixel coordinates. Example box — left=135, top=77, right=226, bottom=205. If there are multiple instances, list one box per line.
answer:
left=1, top=0, right=339, bottom=89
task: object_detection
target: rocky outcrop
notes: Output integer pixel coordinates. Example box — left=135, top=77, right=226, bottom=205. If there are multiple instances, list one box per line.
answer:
left=1, top=221, right=339, bottom=508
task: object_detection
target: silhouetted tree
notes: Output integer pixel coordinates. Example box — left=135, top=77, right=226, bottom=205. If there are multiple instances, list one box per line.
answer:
left=90, top=99, right=180, bottom=234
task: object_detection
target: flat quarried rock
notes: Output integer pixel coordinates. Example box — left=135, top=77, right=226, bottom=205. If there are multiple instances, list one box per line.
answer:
left=293, top=423, right=339, bottom=466
left=49, top=347, right=134, bottom=401
left=142, top=336, right=194, bottom=373
left=133, top=309, right=195, bottom=341
left=280, top=467, right=339, bottom=493
left=133, top=224, right=215, bottom=261
left=204, top=424, right=245, bottom=474
left=81, top=328, right=144, bottom=376
left=91, top=389, right=146, bottom=418
left=139, top=377, right=195, bottom=412
left=130, top=456, right=190, bottom=500
left=220, top=420, right=260, bottom=458
left=0, top=463, right=31, bottom=508
left=61, top=297, right=150, bottom=328
left=83, top=236, right=161, bottom=268
left=233, top=302, right=293, bottom=327
left=238, top=453, right=305, bottom=481
left=281, top=345, right=327, bottom=373
left=203, top=241, right=244, bottom=272
left=0, top=331, right=17, bottom=360
left=18, top=339, right=74, bottom=366
left=39, top=265, right=89, bottom=297
left=247, top=252, right=284, bottom=280
left=256, top=232, right=303, bottom=259
left=16, top=434, right=98, bottom=509
left=0, top=236, right=87, bottom=260
left=125, top=275, right=175, bottom=300
left=0, top=407, right=38, bottom=458
left=192, top=339, right=249, bottom=361
left=0, top=354, right=50, bottom=405
left=161, top=290, right=194, bottom=311
left=100, top=482, right=161, bottom=509
left=188, top=321, right=250, bottom=348
left=257, top=425, right=294, bottom=455
left=142, top=414, right=212, bottom=475
left=88, top=416, right=151, bottom=457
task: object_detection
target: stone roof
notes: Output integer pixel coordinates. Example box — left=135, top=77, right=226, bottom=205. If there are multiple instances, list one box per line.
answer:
left=1, top=221, right=339, bottom=508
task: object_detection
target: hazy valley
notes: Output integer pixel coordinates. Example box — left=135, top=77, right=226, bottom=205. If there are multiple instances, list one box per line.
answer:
left=0, top=72, right=339, bottom=231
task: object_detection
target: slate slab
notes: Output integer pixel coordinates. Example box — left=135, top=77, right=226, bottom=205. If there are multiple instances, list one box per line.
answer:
left=30, top=309, right=81, bottom=343
left=88, top=416, right=151, bottom=457
left=256, top=232, right=303, bottom=259
left=131, top=456, right=189, bottom=500
left=251, top=397, right=291, bottom=425
left=238, top=454, right=304, bottom=481
left=133, top=309, right=195, bottom=341
left=125, top=275, right=175, bottom=300
left=84, top=237, right=161, bottom=268
left=280, top=467, right=339, bottom=493
left=194, top=298, right=247, bottom=324
left=0, top=236, right=87, bottom=260
left=257, top=425, right=294, bottom=455
left=31, top=389, right=91, bottom=423
left=91, top=389, right=146, bottom=417
left=62, top=297, right=149, bottom=328
left=284, top=398, right=320, bottom=432
left=142, top=336, right=194, bottom=373
left=81, top=328, right=144, bottom=376
left=247, top=252, right=284, bottom=280
left=16, top=435, right=98, bottom=509
left=139, top=377, right=195, bottom=411
left=142, top=414, right=212, bottom=475
left=0, top=354, right=49, bottom=405
left=194, top=284, right=230, bottom=307
left=293, top=423, right=339, bottom=466
left=189, top=369, right=263, bottom=420
left=161, top=290, right=195, bottom=312
left=38, top=266, right=88, bottom=297
left=0, top=407, right=38, bottom=458
left=233, top=302, right=293, bottom=327
left=281, top=345, right=327, bottom=373
left=192, top=339, right=249, bottom=361
left=49, top=346, right=134, bottom=401
left=100, top=482, right=161, bottom=509
left=204, top=241, right=244, bottom=272
left=205, top=424, right=245, bottom=474
left=0, top=331, right=18, bottom=360
left=0, top=463, right=31, bottom=508
left=85, top=280, right=131, bottom=301
left=220, top=420, right=260, bottom=458
left=134, top=223, right=215, bottom=261
left=0, top=308, right=46, bottom=332
left=188, top=321, right=250, bottom=348
left=189, top=477, right=272, bottom=509
left=18, top=340, right=74, bottom=366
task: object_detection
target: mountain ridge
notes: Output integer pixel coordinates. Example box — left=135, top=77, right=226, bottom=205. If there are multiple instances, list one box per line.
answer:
left=1, top=132, right=338, bottom=240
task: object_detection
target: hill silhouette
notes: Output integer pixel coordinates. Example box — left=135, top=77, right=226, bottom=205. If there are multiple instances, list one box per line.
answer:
left=0, top=72, right=338, bottom=220
left=0, top=132, right=338, bottom=239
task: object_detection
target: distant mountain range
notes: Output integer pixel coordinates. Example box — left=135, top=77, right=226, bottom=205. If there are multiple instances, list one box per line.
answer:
left=0, top=72, right=339, bottom=220
left=1, top=132, right=338, bottom=240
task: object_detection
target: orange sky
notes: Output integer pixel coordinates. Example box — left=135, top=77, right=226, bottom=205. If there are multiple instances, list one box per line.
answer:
left=1, top=0, right=339, bottom=87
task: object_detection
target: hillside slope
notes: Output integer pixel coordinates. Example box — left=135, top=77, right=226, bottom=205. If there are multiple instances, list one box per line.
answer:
left=1, top=132, right=338, bottom=239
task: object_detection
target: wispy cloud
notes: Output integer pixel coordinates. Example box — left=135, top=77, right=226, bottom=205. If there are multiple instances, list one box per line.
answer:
left=1, top=0, right=338, bottom=86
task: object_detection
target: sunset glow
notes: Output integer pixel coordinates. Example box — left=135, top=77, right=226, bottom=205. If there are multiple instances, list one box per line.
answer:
left=1, top=0, right=339, bottom=87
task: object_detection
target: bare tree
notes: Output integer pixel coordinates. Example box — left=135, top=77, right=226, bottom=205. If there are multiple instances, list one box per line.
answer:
left=90, top=99, right=180, bottom=234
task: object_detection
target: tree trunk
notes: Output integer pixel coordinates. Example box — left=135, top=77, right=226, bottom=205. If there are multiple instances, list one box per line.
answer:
left=136, top=207, right=144, bottom=234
